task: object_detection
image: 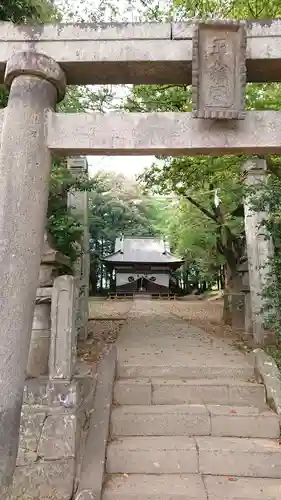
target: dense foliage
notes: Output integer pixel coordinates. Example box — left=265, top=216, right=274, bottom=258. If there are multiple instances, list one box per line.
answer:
left=88, top=171, right=165, bottom=293
left=121, top=0, right=281, bottom=325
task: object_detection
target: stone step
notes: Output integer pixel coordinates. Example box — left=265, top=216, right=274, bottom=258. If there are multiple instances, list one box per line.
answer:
left=106, top=436, right=198, bottom=474
left=107, top=436, right=281, bottom=478
left=102, top=475, right=281, bottom=500
left=103, top=474, right=207, bottom=500
left=111, top=404, right=279, bottom=439
left=117, top=362, right=253, bottom=380
left=204, top=475, right=281, bottom=499
left=208, top=405, right=279, bottom=438
left=113, top=378, right=265, bottom=406
left=197, top=436, right=281, bottom=478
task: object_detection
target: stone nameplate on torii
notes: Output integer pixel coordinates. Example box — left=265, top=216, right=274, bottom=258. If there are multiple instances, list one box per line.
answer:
left=192, top=20, right=246, bottom=120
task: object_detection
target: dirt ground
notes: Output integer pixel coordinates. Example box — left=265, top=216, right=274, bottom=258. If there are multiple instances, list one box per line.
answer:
left=78, top=299, right=133, bottom=367
left=88, top=298, right=133, bottom=319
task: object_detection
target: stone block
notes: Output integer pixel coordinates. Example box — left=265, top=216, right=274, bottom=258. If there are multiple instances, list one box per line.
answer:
left=204, top=475, right=281, bottom=500
left=48, top=110, right=281, bottom=157
left=16, top=448, right=38, bottom=467
left=192, top=20, right=246, bottom=119
left=49, top=275, right=77, bottom=380
left=23, top=378, right=48, bottom=405
left=117, top=362, right=253, bottom=380
left=197, top=436, right=281, bottom=478
left=254, top=348, right=281, bottom=421
left=103, top=474, right=207, bottom=500
left=111, top=404, right=210, bottom=436
left=208, top=405, right=279, bottom=438
left=113, top=379, right=152, bottom=405
left=27, top=302, right=51, bottom=378
left=227, top=381, right=265, bottom=406
left=106, top=436, right=198, bottom=474
left=19, top=410, right=47, bottom=451
left=152, top=379, right=229, bottom=405
left=47, top=378, right=82, bottom=408
left=9, top=458, right=75, bottom=500
left=38, top=414, right=76, bottom=459
left=75, top=346, right=116, bottom=499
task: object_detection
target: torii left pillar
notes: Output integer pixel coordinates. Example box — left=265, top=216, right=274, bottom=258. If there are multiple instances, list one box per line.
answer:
left=0, top=51, right=65, bottom=492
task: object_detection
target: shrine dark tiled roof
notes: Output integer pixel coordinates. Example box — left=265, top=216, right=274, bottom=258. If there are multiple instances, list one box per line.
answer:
left=103, top=237, right=183, bottom=264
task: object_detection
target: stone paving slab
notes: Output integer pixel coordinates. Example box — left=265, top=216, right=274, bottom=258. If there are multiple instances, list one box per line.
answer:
left=114, top=378, right=152, bottom=405
left=106, top=436, right=198, bottom=474
left=208, top=405, right=280, bottom=438
left=117, top=362, right=253, bottom=380
left=197, top=437, right=281, bottom=478
left=111, top=404, right=279, bottom=439
left=111, top=404, right=210, bottom=436
left=9, top=458, right=75, bottom=500
left=204, top=475, right=281, bottom=499
left=151, top=379, right=265, bottom=406
left=103, top=474, right=207, bottom=500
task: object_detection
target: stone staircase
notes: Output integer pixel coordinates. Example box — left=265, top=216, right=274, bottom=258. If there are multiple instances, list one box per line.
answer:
left=100, top=301, right=281, bottom=499
left=102, top=364, right=281, bottom=499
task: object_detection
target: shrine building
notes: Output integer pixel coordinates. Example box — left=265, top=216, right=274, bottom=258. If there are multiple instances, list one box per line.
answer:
left=102, top=236, right=183, bottom=295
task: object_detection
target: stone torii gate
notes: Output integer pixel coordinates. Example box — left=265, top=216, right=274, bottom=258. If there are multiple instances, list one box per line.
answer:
left=0, top=19, right=279, bottom=491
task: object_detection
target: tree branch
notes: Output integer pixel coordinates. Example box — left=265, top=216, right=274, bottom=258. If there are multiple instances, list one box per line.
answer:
left=184, top=195, right=219, bottom=224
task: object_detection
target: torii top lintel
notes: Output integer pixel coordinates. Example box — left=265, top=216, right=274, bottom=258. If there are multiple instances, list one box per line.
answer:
left=0, top=19, right=281, bottom=85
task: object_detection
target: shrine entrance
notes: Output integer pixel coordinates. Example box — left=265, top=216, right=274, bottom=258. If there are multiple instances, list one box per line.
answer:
left=0, top=18, right=280, bottom=490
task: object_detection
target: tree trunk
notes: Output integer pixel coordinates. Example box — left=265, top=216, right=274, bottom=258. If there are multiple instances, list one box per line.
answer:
left=223, top=265, right=243, bottom=325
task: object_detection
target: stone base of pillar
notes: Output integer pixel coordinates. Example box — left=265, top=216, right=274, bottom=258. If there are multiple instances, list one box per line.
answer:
left=9, top=370, right=96, bottom=500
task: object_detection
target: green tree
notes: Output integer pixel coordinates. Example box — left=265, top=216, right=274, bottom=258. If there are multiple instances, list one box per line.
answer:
left=125, top=0, right=281, bottom=322
left=88, top=171, right=163, bottom=293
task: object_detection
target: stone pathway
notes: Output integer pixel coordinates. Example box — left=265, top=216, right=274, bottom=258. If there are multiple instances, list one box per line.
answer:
left=102, top=299, right=281, bottom=499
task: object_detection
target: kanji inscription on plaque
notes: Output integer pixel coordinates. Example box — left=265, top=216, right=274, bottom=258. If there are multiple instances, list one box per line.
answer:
left=192, top=20, right=246, bottom=120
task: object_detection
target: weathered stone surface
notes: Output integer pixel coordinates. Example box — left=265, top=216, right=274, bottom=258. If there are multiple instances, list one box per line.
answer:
left=1, top=21, right=281, bottom=85
left=204, top=475, right=281, bottom=500
left=197, top=436, right=281, bottom=477
left=27, top=302, right=51, bottom=378
left=47, top=110, right=281, bottom=156
left=111, top=404, right=210, bottom=437
left=23, top=379, right=48, bottom=405
left=117, top=362, right=253, bottom=380
left=103, top=474, right=207, bottom=500
left=0, top=51, right=65, bottom=487
left=47, top=379, right=81, bottom=408
left=49, top=275, right=77, bottom=380
left=106, top=436, right=198, bottom=474
left=9, top=458, right=75, bottom=500
left=208, top=405, right=279, bottom=439
left=254, top=348, right=281, bottom=422
left=192, top=20, right=246, bottom=119
left=38, top=414, right=76, bottom=459
left=67, top=158, right=89, bottom=341
left=5, top=50, right=66, bottom=100
left=75, top=346, right=116, bottom=500
left=19, top=410, right=46, bottom=452
left=244, top=159, right=274, bottom=345
left=114, top=379, right=152, bottom=405
left=151, top=379, right=265, bottom=406
left=16, top=449, right=38, bottom=467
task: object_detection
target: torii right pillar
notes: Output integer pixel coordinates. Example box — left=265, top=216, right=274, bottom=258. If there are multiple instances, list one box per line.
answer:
left=243, top=158, right=274, bottom=345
